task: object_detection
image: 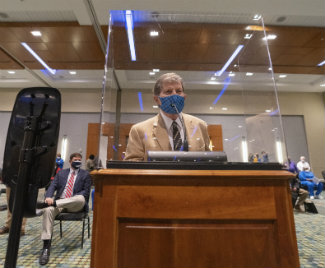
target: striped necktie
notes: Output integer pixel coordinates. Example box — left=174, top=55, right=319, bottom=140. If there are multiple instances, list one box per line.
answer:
left=172, top=121, right=182, bottom=151
left=65, top=171, right=75, bottom=198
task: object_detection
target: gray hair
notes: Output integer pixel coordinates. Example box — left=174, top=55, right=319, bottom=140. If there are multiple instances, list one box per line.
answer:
left=153, top=73, right=184, bottom=96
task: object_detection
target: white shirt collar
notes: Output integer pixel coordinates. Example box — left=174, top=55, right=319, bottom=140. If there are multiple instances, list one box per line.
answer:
left=160, top=110, right=183, bottom=130
left=69, top=168, right=79, bottom=175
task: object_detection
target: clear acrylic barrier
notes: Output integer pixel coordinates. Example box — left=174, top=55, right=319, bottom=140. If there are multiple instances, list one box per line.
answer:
left=99, top=11, right=287, bottom=166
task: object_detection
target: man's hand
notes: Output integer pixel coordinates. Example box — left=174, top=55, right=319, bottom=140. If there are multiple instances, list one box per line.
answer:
left=45, top=198, right=54, bottom=206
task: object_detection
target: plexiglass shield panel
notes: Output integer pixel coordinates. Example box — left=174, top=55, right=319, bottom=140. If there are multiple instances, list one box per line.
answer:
left=99, top=11, right=288, bottom=166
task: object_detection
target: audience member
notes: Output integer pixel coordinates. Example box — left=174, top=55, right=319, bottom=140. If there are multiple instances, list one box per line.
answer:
left=285, top=158, right=308, bottom=212
left=55, top=153, right=64, bottom=169
left=37, top=152, right=91, bottom=265
left=286, top=157, right=299, bottom=174
left=261, top=151, right=269, bottom=163
left=299, top=168, right=324, bottom=199
left=253, top=153, right=260, bottom=163
left=290, top=175, right=308, bottom=212
left=124, top=72, right=210, bottom=161
left=86, top=154, right=95, bottom=172
left=297, top=156, right=311, bottom=172
left=0, top=168, right=27, bottom=236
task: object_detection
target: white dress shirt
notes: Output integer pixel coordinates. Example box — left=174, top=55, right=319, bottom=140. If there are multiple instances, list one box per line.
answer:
left=160, top=111, right=184, bottom=150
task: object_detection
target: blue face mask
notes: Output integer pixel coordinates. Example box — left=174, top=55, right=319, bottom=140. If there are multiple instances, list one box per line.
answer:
left=159, top=95, right=185, bottom=114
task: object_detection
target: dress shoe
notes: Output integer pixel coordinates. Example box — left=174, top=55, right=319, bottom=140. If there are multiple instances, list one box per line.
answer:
left=39, top=248, right=50, bottom=265
left=0, top=226, right=9, bottom=235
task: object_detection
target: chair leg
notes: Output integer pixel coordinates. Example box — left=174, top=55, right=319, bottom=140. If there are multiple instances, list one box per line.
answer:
left=87, top=216, right=90, bottom=238
left=60, top=220, right=63, bottom=238
left=81, top=218, right=85, bottom=248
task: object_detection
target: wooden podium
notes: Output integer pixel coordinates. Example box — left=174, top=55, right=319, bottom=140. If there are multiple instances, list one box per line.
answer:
left=90, top=168, right=300, bottom=268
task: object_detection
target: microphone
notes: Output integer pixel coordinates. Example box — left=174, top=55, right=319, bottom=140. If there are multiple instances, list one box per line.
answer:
left=171, top=104, right=188, bottom=151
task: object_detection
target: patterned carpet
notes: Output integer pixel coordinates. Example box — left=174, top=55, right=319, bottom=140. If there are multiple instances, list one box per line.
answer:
left=0, top=192, right=324, bottom=267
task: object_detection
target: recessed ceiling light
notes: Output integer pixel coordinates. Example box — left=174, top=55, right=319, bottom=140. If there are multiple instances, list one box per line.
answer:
left=209, top=106, right=214, bottom=110
left=31, top=30, right=42, bottom=36
left=69, top=71, right=77, bottom=75
left=244, top=33, right=253, bottom=39
left=224, top=138, right=229, bottom=141
left=253, top=14, right=262, bottom=21
left=268, top=67, right=273, bottom=71
left=265, top=109, right=271, bottom=113
left=238, top=125, right=243, bottom=128
left=279, top=74, right=287, bottom=78
left=8, top=71, right=15, bottom=74
left=228, top=73, right=235, bottom=77
left=149, top=72, right=155, bottom=75
left=210, top=77, right=216, bottom=81
left=153, top=68, right=160, bottom=72
left=320, top=84, right=325, bottom=87
left=246, top=72, right=254, bottom=76
left=262, top=34, right=277, bottom=40
left=222, top=107, right=228, bottom=111
left=150, top=31, right=159, bottom=37
left=153, top=105, right=158, bottom=108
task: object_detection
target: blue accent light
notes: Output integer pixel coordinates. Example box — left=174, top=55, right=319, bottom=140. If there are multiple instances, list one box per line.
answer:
left=269, top=109, right=279, bottom=116
left=125, top=10, right=136, bottom=61
left=229, top=135, right=240, bottom=142
left=191, top=126, right=198, bottom=137
left=138, top=92, right=144, bottom=111
left=215, top=45, right=244, bottom=76
left=317, top=60, right=325, bottom=66
left=213, top=77, right=231, bottom=105
left=21, top=42, right=56, bottom=75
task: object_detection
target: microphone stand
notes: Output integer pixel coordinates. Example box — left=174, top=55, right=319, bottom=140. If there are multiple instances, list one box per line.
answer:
left=171, top=104, right=188, bottom=151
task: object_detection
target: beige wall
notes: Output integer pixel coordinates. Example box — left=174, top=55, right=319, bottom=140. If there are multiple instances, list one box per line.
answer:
left=0, top=88, right=324, bottom=176
left=278, top=92, right=325, bottom=177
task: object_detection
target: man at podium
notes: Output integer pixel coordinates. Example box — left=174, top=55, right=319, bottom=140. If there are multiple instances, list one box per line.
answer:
left=124, top=73, right=210, bottom=161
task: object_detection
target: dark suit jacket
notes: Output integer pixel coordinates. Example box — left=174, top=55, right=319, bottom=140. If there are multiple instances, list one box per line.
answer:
left=46, top=168, right=92, bottom=211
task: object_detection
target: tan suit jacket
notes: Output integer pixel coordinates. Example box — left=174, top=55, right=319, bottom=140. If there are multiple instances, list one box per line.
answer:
left=124, top=113, right=211, bottom=161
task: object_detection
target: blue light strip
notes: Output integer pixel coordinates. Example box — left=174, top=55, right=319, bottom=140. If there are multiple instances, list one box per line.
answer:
left=21, top=42, right=56, bottom=75
left=317, top=60, right=325, bottom=66
left=125, top=10, right=136, bottom=61
left=215, top=45, right=244, bottom=76
left=213, top=77, right=231, bottom=105
left=138, top=92, right=144, bottom=111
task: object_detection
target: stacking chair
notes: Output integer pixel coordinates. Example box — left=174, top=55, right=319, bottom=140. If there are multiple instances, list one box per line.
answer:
left=54, top=211, right=90, bottom=248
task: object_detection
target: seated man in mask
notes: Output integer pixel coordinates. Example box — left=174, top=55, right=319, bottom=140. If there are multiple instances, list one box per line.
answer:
left=38, top=152, right=91, bottom=265
left=124, top=72, right=210, bottom=161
